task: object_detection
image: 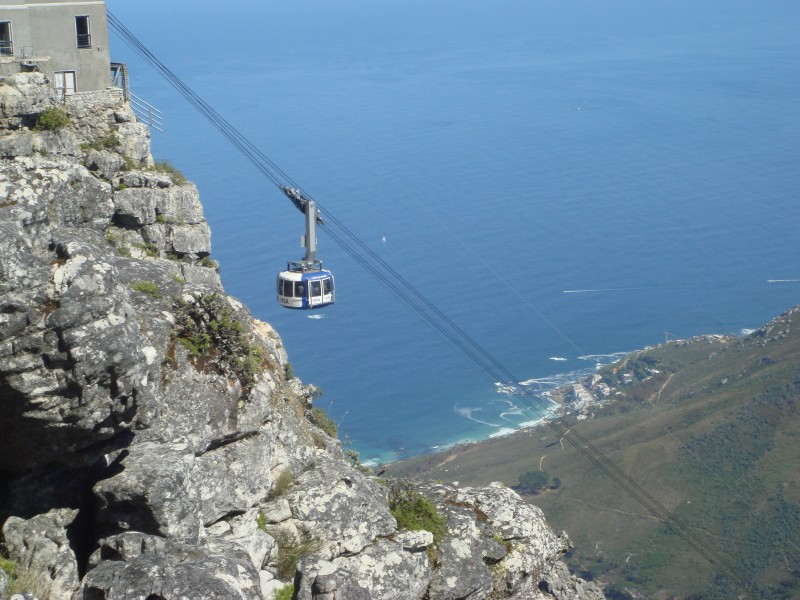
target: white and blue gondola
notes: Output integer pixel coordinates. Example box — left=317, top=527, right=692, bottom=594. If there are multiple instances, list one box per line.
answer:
left=277, top=259, right=335, bottom=310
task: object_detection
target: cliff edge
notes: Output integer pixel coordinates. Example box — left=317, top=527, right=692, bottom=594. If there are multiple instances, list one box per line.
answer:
left=0, top=74, right=604, bottom=600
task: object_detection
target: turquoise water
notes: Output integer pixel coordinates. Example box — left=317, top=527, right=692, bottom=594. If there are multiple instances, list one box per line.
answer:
left=108, top=0, right=800, bottom=464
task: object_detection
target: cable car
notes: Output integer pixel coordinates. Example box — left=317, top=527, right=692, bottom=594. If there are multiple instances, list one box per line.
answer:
left=277, top=260, right=335, bottom=309
left=276, top=187, right=335, bottom=310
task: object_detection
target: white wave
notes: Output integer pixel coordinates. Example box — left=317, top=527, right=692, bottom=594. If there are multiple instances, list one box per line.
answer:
left=499, top=405, right=524, bottom=419
left=549, top=356, right=568, bottom=361
left=519, top=416, right=551, bottom=428
left=518, top=377, right=565, bottom=386
left=740, top=328, right=755, bottom=336
left=454, top=405, right=500, bottom=427
left=767, top=278, right=800, bottom=283
left=307, top=314, right=324, bottom=319
left=438, top=437, right=479, bottom=451
left=489, top=427, right=517, bottom=439
left=577, top=352, right=630, bottom=362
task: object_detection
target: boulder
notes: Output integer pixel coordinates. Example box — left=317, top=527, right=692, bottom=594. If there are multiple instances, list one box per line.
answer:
left=534, top=561, right=606, bottom=600
left=285, top=454, right=396, bottom=558
left=314, top=537, right=432, bottom=600
left=2, top=508, right=81, bottom=599
left=85, top=149, right=123, bottom=180
left=93, top=442, right=201, bottom=544
left=79, top=532, right=262, bottom=600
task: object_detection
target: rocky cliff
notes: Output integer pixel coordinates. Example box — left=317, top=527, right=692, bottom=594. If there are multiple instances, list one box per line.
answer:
left=0, top=73, right=605, bottom=600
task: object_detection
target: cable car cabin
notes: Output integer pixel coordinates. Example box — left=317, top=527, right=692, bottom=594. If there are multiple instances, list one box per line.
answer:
left=277, top=260, right=335, bottom=310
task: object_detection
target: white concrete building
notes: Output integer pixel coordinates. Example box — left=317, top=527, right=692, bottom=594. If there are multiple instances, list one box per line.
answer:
left=0, top=0, right=111, bottom=94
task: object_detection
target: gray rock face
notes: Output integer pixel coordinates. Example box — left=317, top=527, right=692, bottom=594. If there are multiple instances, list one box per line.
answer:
left=80, top=532, right=262, bottom=600
left=0, top=73, right=56, bottom=129
left=2, top=508, right=80, bottom=600
left=93, top=442, right=202, bottom=544
left=0, top=73, right=605, bottom=600
left=534, top=561, right=607, bottom=600
left=285, top=454, right=396, bottom=558
left=304, top=537, right=433, bottom=600
left=0, top=231, right=149, bottom=471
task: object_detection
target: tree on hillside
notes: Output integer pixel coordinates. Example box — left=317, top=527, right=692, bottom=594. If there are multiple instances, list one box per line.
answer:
left=518, top=469, right=550, bottom=494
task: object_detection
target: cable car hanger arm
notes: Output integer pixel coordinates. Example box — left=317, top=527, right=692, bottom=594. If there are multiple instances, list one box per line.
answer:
left=281, top=186, right=324, bottom=225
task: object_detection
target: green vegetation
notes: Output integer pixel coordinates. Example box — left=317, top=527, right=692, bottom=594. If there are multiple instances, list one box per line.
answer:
left=105, top=226, right=132, bottom=255
left=275, top=584, right=294, bottom=600
left=81, top=132, right=120, bottom=151
left=152, top=160, right=187, bottom=185
left=155, top=213, right=184, bottom=225
left=105, top=227, right=120, bottom=245
left=0, top=557, right=49, bottom=599
left=133, top=242, right=159, bottom=258
left=120, top=155, right=139, bottom=171
left=173, top=293, right=266, bottom=390
left=272, top=530, right=320, bottom=580
left=256, top=511, right=268, bottom=533
left=387, top=481, right=447, bottom=544
left=0, top=556, right=16, bottom=579
left=517, top=469, right=550, bottom=494
left=268, top=469, right=295, bottom=500
left=34, top=107, right=70, bottom=131
left=284, top=362, right=295, bottom=380
left=388, top=308, right=800, bottom=598
left=308, top=406, right=337, bottom=438
left=177, top=331, right=212, bottom=357
left=129, top=280, right=161, bottom=298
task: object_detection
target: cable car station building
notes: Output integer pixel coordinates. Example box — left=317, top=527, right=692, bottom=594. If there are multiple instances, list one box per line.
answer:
left=0, top=0, right=111, bottom=94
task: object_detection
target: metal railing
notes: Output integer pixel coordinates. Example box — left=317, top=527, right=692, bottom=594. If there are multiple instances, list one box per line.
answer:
left=110, top=62, right=164, bottom=132
left=0, top=40, right=12, bottom=56
left=110, top=62, right=128, bottom=99
left=77, top=33, right=91, bottom=49
left=130, top=91, right=163, bottom=132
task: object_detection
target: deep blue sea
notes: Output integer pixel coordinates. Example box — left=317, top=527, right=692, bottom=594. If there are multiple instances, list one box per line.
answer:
left=108, top=0, right=800, bottom=465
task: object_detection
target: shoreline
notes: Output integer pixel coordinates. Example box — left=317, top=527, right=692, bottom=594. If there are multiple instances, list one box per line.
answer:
left=382, top=332, right=741, bottom=470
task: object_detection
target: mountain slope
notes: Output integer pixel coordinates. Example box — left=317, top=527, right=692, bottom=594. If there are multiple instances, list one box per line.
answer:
left=389, top=307, right=800, bottom=599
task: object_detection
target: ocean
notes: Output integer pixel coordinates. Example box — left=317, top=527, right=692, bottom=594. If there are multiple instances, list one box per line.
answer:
left=107, top=0, right=800, bottom=464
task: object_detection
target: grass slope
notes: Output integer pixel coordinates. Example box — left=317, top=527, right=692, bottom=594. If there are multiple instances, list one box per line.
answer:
left=389, top=307, right=800, bottom=599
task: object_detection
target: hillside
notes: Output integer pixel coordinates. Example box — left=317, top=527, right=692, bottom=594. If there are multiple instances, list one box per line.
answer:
left=389, top=307, right=800, bottom=599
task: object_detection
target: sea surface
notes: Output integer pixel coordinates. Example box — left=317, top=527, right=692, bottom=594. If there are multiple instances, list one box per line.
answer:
left=107, top=0, right=800, bottom=465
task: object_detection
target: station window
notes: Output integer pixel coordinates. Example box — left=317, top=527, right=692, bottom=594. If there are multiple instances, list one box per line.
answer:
left=75, top=16, right=91, bottom=48
left=0, top=21, right=12, bottom=56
